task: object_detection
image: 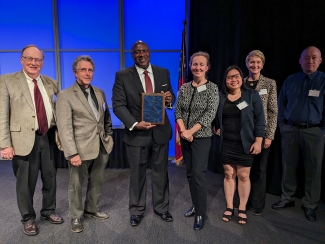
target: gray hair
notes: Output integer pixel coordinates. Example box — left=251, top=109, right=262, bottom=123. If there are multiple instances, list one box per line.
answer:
left=72, top=55, right=95, bottom=72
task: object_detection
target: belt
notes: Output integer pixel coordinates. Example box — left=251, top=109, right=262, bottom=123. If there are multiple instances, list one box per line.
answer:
left=35, top=130, right=43, bottom=135
left=286, top=121, right=320, bottom=129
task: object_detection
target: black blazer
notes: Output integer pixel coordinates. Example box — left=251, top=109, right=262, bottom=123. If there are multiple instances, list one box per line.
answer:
left=215, top=89, right=265, bottom=154
left=112, top=65, right=175, bottom=147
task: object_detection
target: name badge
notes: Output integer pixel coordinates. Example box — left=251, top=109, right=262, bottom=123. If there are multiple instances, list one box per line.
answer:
left=259, top=89, right=267, bottom=95
left=236, top=101, right=248, bottom=110
left=197, top=85, right=207, bottom=92
left=308, top=90, right=320, bottom=97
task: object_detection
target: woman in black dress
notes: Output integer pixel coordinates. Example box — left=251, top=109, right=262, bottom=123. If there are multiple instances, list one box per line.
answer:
left=214, top=65, right=265, bottom=224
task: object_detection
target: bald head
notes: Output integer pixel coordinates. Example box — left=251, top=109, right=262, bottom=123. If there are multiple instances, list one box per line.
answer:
left=299, top=46, right=322, bottom=74
left=131, top=40, right=149, bottom=50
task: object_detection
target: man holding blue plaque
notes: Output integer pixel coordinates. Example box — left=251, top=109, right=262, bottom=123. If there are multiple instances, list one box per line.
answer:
left=112, top=41, right=175, bottom=226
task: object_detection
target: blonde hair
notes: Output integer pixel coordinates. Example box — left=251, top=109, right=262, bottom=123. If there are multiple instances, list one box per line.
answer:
left=245, top=50, right=265, bottom=65
left=189, top=51, right=210, bottom=67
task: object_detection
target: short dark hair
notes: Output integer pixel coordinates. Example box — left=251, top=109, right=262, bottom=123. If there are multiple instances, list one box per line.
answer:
left=131, top=40, right=149, bottom=53
left=222, top=65, right=247, bottom=94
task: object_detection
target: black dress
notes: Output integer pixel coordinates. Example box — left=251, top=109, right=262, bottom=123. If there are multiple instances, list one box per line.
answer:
left=221, top=98, right=254, bottom=167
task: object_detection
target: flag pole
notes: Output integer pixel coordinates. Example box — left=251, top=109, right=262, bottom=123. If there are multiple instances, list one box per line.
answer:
left=173, top=20, right=187, bottom=166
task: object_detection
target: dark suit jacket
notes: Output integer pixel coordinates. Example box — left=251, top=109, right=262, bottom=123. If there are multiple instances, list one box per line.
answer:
left=215, top=89, right=265, bottom=154
left=112, top=65, right=175, bottom=147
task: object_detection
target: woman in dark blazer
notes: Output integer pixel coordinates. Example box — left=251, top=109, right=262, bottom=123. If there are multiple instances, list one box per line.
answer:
left=214, top=65, right=265, bottom=224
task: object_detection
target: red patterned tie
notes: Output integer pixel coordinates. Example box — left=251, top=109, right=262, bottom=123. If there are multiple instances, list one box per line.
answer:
left=33, top=79, right=48, bottom=135
left=143, top=70, right=153, bottom=93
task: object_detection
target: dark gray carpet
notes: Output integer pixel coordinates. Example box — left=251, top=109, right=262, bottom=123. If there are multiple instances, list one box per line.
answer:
left=0, top=160, right=324, bottom=244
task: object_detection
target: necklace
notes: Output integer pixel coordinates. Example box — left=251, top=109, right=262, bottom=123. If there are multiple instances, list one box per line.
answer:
left=246, top=78, right=259, bottom=86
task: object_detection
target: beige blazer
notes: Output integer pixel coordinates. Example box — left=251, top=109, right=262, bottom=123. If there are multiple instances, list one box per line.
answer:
left=245, top=74, right=278, bottom=140
left=56, top=82, right=113, bottom=161
left=0, top=71, right=58, bottom=156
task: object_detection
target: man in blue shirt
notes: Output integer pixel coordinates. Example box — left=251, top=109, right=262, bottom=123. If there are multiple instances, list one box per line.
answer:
left=272, top=46, right=325, bottom=222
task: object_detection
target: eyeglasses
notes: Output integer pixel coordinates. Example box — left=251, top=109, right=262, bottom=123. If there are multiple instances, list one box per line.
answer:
left=226, top=74, right=241, bottom=81
left=22, top=56, right=43, bottom=64
left=77, top=68, right=94, bottom=73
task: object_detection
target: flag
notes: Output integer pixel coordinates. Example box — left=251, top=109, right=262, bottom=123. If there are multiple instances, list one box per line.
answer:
left=174, top=21, right=187, bottom=165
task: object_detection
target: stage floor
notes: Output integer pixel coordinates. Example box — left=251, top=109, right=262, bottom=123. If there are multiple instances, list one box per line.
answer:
left=0, top=160, right=324, bottom=244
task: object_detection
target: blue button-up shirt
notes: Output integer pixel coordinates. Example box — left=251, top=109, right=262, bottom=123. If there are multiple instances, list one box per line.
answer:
left=278, top=70, right=325, bottom=133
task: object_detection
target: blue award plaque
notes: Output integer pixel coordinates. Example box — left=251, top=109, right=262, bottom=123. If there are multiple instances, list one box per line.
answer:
left=141, top=93, right=165, bottom=125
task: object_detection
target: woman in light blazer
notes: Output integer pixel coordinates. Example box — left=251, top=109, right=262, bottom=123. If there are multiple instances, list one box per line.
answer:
left=244, top=50, right=278, bottom=215
left=215, top=65, right=265, bottom=224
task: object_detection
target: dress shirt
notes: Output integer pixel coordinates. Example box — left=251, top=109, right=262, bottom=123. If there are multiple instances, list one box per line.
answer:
left=129, top=64, right=155, bottom=131
left=135, top=64, right=155, bottom=92
left=278, top=70, right=325, bottom=132
left=23, top=71, right=54, bottom=130
left=77, top=83, right=99, bottom=110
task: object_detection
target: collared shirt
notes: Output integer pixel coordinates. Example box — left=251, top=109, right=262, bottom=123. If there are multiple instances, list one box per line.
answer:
left=77, top=82, right=99, bottom=110
left=278, top=70, right=325, bottom=132
left=134, top=63, right=155, bottom=92
left=23, top=71, right=54, bottom=130
left=129, top=64, right=155, bottom=131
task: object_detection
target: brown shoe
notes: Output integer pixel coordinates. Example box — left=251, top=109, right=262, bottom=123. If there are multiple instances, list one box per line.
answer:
left=41, top=213, right=64, bottom=224
left=23, top=220, right=38, bottom=236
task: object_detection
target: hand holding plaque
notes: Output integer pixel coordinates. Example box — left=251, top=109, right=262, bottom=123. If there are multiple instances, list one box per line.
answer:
left=141, top=93, right=165, bottom=125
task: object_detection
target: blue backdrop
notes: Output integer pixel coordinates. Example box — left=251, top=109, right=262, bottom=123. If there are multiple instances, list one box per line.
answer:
left=0, top=0, right=186, bottom=157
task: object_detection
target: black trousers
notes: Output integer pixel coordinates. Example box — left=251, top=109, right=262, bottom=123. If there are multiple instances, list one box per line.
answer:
left=126, top=140, right=169, bottom=215
left=12, top=129, right=57, bottom=223
left=280, top=124, right=324, bottom=209
left=181, top=137, right=211, bottom=216
left=249, top=146, right=271, bottom=210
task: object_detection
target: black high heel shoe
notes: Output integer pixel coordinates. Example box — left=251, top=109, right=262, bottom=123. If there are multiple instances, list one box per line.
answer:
left=222, top=208, right=234, bottom=222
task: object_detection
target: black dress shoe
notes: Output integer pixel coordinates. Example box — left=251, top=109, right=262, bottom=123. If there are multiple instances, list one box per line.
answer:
left=184, top=205, right=195, bottom=217
left=154, top=211, right=173, bottom=222
left=301, top=205, right=316, bottom=222
left=71, top=219, right=83, bottom=233
left=194, top=216, right=203, bottom=230
left=84, top=210, right=109, bottom=219
left=130, top=214, right=144, bottom=226
left=271, top=200, right=295, bottom=210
